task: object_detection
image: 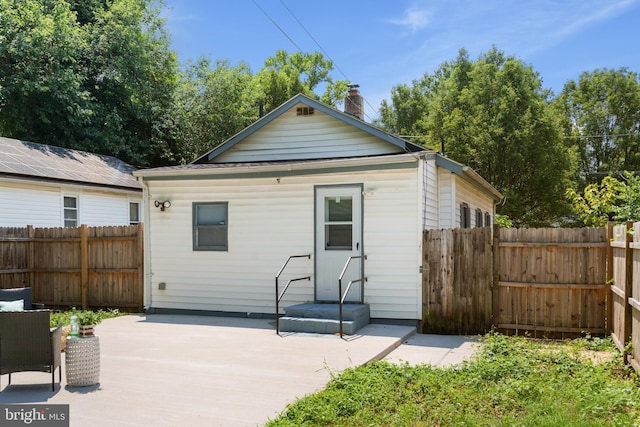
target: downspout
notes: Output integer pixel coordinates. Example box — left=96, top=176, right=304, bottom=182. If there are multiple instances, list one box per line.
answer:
left=137, top=176, right=153, bottom=311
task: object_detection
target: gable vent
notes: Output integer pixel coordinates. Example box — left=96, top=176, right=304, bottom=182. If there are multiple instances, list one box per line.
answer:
left=296, top=106, right=314, bottom=116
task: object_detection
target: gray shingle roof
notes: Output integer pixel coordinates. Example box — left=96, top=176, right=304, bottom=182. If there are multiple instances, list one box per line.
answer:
left=0, top=137, right=141, bottom=191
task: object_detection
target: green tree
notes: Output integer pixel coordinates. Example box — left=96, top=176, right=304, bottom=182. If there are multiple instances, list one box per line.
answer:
left=558, top=68, right=640, bottom=184
left=0, top=0, right=90, bottom=144
left=0, top=0, right=180, bottom=167
left=255, top=50, right=348, bottom=113
left=567, top=172, right=640, bottom=226
left=172, top=58, right=259, bottom=163
left=378, top=48, right=576, bottom=226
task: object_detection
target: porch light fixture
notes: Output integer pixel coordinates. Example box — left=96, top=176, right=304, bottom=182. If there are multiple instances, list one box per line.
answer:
left=154, top=200, right=171, bottom=211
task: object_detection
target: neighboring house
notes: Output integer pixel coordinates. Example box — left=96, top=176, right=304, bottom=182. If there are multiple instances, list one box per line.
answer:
left=0, top=137, right=142, bottom=227
left=135, top=91, right=502, bottom=324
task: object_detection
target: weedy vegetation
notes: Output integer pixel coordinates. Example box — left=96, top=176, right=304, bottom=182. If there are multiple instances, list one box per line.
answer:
left=267, top=333, right=640, bottom=426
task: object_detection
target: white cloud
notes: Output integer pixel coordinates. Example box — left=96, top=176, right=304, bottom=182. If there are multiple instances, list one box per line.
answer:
left=388, top=6, right=430, bottom=33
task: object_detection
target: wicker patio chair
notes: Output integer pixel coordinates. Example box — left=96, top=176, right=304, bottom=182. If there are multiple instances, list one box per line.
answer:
left=0, top=287, right=45, bottom=310
left=0, top=310, right=62, bottom=391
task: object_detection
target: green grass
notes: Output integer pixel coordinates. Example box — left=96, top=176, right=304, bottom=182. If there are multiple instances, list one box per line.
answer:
left=267, top=333, right=640, bottom=426
left=50, top=308, right=123, bottom=328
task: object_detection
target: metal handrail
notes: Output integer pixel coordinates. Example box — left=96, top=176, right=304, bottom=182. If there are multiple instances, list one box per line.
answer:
left=338, top=255, right=367, bottom=338
left=275, top=254, right=311, bottom=335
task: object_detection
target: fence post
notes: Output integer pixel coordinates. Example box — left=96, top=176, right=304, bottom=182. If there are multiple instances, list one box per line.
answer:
left=27, top=225, right=35, bottom=292
left=624, top=220, right=633, bottom=363
left=137, top=222, right=144, bottom=312
left=492, top=224, right=500, bottom=328
left=81, top=224, right=89, bottom=309
left=606, top=222, right=614, bottom=334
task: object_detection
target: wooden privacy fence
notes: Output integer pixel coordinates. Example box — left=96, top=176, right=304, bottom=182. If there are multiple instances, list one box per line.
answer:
left=0, top=224, right=143, bottom=311
left=610, top=221, right=640, bottom=370
left=422, top=225, right=609, bottom=337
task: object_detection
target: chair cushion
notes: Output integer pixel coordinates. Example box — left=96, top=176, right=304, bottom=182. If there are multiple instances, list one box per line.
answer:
left=0, top=299, right=24, bottom=311
left=0, top=287, right=33, bottom=309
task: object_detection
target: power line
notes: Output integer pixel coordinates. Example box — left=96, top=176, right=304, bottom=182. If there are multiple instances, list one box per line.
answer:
left=251, top=0, right=303, bottom=52
left=278, top=0, right=348, bottom=81
left=564, top=133, right=639, bottom=138
left=259, top=0, right=377, bottom=122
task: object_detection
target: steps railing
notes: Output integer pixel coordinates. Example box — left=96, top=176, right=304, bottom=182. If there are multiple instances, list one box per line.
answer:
left=275, top=254, right=311, bottom=335
left=338, top=255, right=367, bottom=338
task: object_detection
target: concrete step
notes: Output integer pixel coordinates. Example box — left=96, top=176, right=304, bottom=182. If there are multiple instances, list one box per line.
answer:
left=278, top=317, right=359, bottom=334
left=278, top=303, right=370, bottom=335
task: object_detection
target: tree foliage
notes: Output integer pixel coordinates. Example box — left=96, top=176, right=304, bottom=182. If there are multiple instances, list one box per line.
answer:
left=0, top=0, right=179, bottom=166
left=172, top=58, right=259, bottom=163
left=256, top=50, right=348, bottom=114
left=567, top=172, right=640, bottom=226
left=557, top=68, right=640, bottom=185
left=378, top=48, right=576, bottom=226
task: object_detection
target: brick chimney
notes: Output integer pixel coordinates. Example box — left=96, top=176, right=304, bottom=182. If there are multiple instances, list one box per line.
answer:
left=344, top=84, right=364, bottom=120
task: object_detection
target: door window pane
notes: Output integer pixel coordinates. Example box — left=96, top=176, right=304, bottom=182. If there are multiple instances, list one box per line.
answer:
left=326, top=197, right=352, bottom=221
left=325, top=224, right=352, bottom=249
left=324, top=196, right=353, bottom=250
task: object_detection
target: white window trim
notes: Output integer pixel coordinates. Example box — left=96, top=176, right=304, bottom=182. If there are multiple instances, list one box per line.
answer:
left=62, top=194, right=80, bottom=227
left=193, top=202, right=228, bottom=251
left=128, top=199, right=141, bottom=225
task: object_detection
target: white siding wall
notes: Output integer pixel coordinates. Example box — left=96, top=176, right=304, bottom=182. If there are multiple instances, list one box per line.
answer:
left=215, top=107, right=404, bottom=162
left=0, top=184, right=60, bottom=227
left=454, top=175, right=495, bottom=227
left=422, top=158, right=439, bottom=229
left=0, top=180, right=141, bottom=227
left=145, top=167, right=422, bottom=320
left=437, top=169, right=455, bottom=228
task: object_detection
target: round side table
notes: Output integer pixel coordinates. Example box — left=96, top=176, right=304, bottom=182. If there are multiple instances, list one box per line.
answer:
left=65, top=336, right=100, bottom=387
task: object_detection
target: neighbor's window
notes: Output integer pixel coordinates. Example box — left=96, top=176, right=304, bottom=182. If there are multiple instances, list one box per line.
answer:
left=64, top=196, right=78, bottom=227
left=193, top=202, right=228, bottom=251
left=485, top=212, right=492, bottom=227
left=475, top=208, right=483, bottom=228
left=460, top=203, right=470, bottom=228
left=129, top=202, right=140, bottom=225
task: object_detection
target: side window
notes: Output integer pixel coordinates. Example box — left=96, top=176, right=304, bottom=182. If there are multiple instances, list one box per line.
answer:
left=475, top=208, right=483, bottom=228
left=63, top=196, right=78, bottom=227
left=485, top=212, right=492, bottom=227
left=129, top=202, right=140, bottom=225
left=460, top=203, right=470, bottom=228
left=193, top=202, right=228, bottom=251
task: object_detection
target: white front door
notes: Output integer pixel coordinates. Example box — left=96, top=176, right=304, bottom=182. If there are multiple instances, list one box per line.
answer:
left=315, top=185, right=363, bottom=302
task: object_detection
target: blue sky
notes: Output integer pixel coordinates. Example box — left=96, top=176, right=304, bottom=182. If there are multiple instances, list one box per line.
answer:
left=162, top=0, right=640, bottom=121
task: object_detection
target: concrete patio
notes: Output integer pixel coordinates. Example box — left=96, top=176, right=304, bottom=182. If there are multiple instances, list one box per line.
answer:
left=0, top=314, right=478, bottom=426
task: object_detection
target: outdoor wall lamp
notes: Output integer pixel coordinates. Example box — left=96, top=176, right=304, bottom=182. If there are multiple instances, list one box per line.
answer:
left=154, top=200, right=171, bottom=211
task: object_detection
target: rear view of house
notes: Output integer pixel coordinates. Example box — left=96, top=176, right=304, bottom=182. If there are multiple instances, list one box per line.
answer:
left=0, top=137, right=142, bottom=227
left=135, top=91, right=501, bottom=327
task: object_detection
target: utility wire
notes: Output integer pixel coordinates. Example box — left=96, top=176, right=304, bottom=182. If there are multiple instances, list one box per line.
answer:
left=263, top=0, right=377, bottom=122
left=278, top=0, right=347, bottom=81
left=564, top=133, right=639, bottom=138
left=251, top=0, right=303, bottom=52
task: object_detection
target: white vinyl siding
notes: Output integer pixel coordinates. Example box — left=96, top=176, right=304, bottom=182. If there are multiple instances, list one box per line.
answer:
left=0, top=179, right=141, bottom=227
left=455, top=175, right=495, bottom=228
left=0, top=185, right=60, bottom=227
left=437, top=169, right=455, bottom=228
left=422, top=158, right=439, bottom=229
left=144, top=167, right=422, bottom=320
left=214, top=106, right=404, bottom=163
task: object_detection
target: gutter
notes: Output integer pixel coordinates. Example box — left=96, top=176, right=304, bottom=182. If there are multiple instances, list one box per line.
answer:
left=134, top=153, right=422, bottom=180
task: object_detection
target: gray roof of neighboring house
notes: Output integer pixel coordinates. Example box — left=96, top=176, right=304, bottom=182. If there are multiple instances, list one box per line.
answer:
left=0, top=137, right=141, bottom=191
